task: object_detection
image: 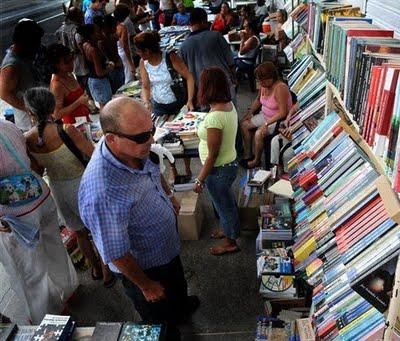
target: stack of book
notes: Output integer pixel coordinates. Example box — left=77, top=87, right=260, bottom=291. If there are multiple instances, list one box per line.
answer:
left=287, top=111, right=400, bottom=339
left=256, top=199, right=296, bottom=300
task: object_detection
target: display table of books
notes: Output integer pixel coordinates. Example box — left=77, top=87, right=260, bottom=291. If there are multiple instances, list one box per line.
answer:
left=1, top=315, right=166, bottom=340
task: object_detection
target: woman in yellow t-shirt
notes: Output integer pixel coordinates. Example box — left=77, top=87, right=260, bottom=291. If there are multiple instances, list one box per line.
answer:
left=193, top=67, right=241, bottom=255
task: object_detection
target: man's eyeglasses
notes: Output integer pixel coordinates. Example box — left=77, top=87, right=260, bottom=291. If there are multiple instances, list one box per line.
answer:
left=106, top=125, right=156, bottom=144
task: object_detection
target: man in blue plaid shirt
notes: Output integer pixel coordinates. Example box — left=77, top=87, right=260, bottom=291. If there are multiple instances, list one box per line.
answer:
left=79, top=97, right=199, bottom=340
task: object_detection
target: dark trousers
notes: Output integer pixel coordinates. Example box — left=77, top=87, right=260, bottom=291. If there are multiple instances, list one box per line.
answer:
left=119, top=256, right=188, bottom=341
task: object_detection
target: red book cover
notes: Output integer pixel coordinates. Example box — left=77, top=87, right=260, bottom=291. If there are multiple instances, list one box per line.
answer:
left=346, top=29, right=394, bottom=39
left=336, top=207, right=388, bottom=252
left=368, top=63, right=388, bottom=145
left=362, top=66, right=381, bottom=142
left=377, top=67, right=400, bottom=136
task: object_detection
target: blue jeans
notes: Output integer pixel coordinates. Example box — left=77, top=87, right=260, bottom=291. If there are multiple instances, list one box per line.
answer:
left=88, top=77, right=112, bottom=105
left=205, top=162, right=240, bottom=239
left=108, top=67, right=125, bottom=94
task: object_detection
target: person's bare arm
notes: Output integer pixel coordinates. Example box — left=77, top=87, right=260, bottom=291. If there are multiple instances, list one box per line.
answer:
left=65, top=124, right=95, bottom=157
left=140, top=59, right=152, bottom=111
left=88, top=45, right=110, bottom=77
left=160, top=174, right=180, bottom=214
left=51, top=81, right=88, bottom=120
left=171, top=14, right=177, bottom=25
left=194, top=128, right=222, bottom=192
left=169, top=52, right=195, bottom=110
left=242, top=90, right=261, bottom=121
left=113, top=253, right=166, bottom=302
left=119, top=24, right=135, bottom=73
left=0, top=66, right=25, bottom=111
left=239, top=35, right=257, bottom=55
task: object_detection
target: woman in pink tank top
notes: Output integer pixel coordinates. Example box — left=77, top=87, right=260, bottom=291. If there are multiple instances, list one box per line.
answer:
left=240, top=62, right=292, bottom=168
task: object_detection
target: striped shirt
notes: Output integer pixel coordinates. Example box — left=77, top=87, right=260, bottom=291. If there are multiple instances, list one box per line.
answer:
left=78, top=138, right=181, bottom=272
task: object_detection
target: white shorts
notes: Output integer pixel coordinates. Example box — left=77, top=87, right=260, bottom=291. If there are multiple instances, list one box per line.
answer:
left=250, top=113, right=277, bottom=134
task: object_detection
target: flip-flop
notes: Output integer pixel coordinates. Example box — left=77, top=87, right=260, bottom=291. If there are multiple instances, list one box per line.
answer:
left=210, top=245, right=241, bottom=256
left=103, top=273, right=117, bottom=289
left=210, top=229, right=225, bottom=239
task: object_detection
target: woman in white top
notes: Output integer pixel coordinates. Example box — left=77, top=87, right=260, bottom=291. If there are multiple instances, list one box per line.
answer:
left=235, top=19, right=260, bottom=71
left=136, top=31, right=195, bottom=180
left=135, top=31, right=195, bottom=115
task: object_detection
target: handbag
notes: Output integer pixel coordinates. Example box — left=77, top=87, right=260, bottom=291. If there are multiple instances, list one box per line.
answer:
left=165, top=51, right=188, bottom=107
left=0, top=134, right=43, bottom=207
left=57, top=123, right=89, bottom=167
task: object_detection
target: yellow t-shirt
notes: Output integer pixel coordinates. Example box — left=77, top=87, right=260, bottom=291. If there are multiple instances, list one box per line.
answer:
left=197, top=106, right=238, bottom=166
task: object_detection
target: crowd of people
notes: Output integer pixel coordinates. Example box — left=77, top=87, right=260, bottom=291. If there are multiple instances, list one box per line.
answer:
left=0, top=0, right=293, bottom=339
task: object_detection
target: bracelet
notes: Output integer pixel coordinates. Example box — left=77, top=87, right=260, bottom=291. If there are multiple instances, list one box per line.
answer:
left=195, top=178, right=204, bottom=187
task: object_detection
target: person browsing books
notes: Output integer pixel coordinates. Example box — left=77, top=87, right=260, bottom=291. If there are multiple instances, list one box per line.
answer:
left=240, top=61, right=292, bottom=168
left=193, top=67, right=241, bottom=255
left=78, top=97, right=199, bottom=341
left=24, top=87, right=115, bottom=288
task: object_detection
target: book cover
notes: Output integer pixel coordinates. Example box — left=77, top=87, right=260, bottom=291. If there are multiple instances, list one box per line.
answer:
left=118, top=323, right=164, bottom=341
left=0, top=324, right=18, bottom=341
left=352, top=256, right=399, bottom=313
left=31, top=315, right=72, bottom=341
left=91, top=322, right=123, bottom=341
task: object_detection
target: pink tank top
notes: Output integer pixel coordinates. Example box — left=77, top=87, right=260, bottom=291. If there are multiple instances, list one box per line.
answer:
left=260, top=83, right=293, bottom=120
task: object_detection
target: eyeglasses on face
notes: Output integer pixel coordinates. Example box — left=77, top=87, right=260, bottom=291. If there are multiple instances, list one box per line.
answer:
left=106, top=125, right=156, bottom=144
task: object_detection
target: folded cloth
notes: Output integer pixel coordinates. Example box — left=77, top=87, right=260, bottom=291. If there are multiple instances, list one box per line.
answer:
left=1, top=215, right=40, bottom=249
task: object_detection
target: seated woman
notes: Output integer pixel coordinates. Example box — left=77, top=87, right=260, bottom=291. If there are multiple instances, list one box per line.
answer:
left=254, top=0, right=269, bottom=18
left=235, top=19, right=260, bottom=72
left=211, top=2, right=235, bottom=35
left=194, top=67, right=241, bottom=255
left=240, top=61, right=292, bottom=168
left=135, top=31, right=195, bottom=179
left=172, top=2, right=190, bottom=26
left=47, top=43, right=91, bottom=124
left=238, top=4, right=255, bottom=29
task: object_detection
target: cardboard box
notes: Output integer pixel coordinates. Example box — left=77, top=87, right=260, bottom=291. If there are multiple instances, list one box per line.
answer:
left=174, top=191, right=203, bottom=240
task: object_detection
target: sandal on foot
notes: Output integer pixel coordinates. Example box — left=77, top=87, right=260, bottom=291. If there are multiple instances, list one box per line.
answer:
left=103, top=273, right=117, bottom=289
left=210, top=245, right=240, bottom=256
left=91, top=268, right=103, bottom=281
left=210, top=229, right=225, bottom=239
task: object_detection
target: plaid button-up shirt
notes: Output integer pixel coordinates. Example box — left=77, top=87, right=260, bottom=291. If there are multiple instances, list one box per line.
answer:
left=79, top=138, right=180, bottom=272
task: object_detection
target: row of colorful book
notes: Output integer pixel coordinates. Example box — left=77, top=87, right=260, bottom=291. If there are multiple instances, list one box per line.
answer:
left=283, top=10, right=400, bottom=337
left=291, top=0, right=400, bottom=192
left=324, top=17, right=400, bottom=192
left=288, top=107, right=400, bottom=339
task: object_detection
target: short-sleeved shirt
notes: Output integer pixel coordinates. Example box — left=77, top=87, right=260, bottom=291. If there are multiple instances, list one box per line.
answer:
left=179, top=29, right=234, bottom=87
left=55, top=21, right=88, bottom=76
left=197, top=105, right=238, bottom=166
left=173, top=12, right=190, bottom=26
left=84, top=8, right=103, bottom=24
left=78, top=138, right=181, bottom=272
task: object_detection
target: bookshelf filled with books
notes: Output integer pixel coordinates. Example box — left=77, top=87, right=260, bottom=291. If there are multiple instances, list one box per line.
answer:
left=283, top=0, right=400, bottom=339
